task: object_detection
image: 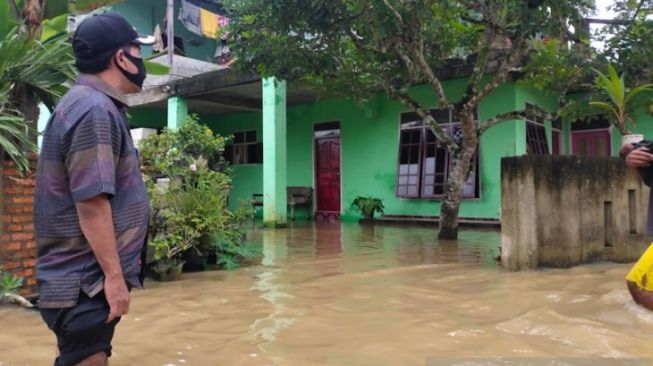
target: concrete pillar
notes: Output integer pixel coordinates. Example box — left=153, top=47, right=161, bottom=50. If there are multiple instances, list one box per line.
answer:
left=562, top=119, right=571, bottom=155
left=515, top=120, right=527, bottom=155
left=167, top=96, right=188, bottom=131
left=262, top=77, right=287, bottom=228
left=261, top=229, right=288, bottom=266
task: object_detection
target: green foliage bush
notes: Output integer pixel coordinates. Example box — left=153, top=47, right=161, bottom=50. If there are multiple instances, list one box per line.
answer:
left=140, top=115, right=254, bottom=272
left=351, top=196, right=384, bottom=219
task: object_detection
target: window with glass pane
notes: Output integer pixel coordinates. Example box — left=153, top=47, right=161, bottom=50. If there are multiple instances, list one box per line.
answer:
left=526, top=104, right=550, bottom=155
left=397, top=128, right=422, bottom=198
left=397, top=110, right=480, bottom=199
left=526, top=122, right=549, bottom=154
left=226, top=130, right=262, bottom=165
left=422, top=127, right=449, bottom=198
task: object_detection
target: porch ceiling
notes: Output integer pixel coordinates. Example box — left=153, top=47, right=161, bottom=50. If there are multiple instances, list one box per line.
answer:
left=126, top=69, right=318, bottom=115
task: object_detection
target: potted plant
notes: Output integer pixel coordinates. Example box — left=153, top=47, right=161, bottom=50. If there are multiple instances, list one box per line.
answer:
left=148, top=206, right=201, bottom=281
left=590, top=64, right=653, bottom=144
left=352, top=196, right=385, bottom=220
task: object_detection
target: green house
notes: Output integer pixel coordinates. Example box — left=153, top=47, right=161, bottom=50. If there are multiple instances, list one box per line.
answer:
left=64, top=1, right=653, bottom=227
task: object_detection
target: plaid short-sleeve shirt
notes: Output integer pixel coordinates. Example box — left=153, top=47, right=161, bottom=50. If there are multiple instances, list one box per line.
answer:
left=35, top=74, right=150, bottom=309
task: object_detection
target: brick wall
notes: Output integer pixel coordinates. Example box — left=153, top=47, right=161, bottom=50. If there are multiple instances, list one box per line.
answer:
left=0, top=157, right=37, bottom=297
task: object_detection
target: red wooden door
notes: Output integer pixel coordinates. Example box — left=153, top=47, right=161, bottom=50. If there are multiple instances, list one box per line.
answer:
left=572, top=131, right=611, bottom=156
left=315, top=137, right=341, bottom=213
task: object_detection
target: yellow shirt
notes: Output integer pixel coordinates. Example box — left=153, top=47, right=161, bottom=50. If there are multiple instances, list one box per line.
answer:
left=626, top=243, right=653, bottom=291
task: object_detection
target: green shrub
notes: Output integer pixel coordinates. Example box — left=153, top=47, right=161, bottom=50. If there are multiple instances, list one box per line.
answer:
left=0, top=266, right=23, bottom=302
left=351, top=196, right=385, bottom=219
left=139, top=114, right=229, bottom=180
left=140, top=116, right=254, bottom=272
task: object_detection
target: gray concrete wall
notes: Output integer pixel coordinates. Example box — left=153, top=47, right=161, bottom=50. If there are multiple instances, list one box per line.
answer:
left=501, top=155, right=651, bottom=271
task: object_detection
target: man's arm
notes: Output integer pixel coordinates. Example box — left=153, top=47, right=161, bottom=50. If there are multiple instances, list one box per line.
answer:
left=76, top=195, right=130, bottom=323
left=627, top=281, right=653, bottom=311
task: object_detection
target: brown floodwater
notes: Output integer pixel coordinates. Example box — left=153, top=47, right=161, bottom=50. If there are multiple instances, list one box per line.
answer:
left=1, top=223, right=653, bottom=366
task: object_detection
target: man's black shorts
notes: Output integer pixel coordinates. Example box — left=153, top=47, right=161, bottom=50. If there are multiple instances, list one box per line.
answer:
left=40, top=291, right=120, bottom=366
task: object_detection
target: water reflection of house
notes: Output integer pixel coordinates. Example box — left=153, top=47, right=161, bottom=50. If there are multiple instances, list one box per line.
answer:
left=76, top=1, right=653, bottom=227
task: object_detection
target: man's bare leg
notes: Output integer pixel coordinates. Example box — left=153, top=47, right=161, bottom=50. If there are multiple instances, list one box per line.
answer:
left=75, top=352, right=108, bottom=366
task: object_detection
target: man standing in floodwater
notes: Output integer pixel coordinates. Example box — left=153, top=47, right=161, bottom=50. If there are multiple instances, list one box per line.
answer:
left=34, top=12, right=152, bottom=366
left=621, top=142, right=653, bottom=310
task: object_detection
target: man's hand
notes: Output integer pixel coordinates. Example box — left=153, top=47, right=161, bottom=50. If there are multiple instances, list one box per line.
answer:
left=626, top=147, right=653, bottom=168
left=104, top=275, right=130, bottom=323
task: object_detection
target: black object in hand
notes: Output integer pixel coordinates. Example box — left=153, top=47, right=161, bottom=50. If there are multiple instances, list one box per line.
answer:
left=631, top=139, right=653, bottom=186
left=632, top=139, right=653, bottom=150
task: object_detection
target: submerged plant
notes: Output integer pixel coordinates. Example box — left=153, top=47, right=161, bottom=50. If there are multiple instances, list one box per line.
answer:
left=351, top=196, right=385, bottom=219
left=0, top=266, right=32, bottom=307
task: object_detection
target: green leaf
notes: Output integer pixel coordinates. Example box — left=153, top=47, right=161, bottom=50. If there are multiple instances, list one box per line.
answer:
left=145, top=60, right=170, bottom=76
left=608, top=65, right=625, bottom=106
left=589, top=101, right=618, bottom=117
left=0, top=27, right=75, bottom=172
left=41, top=13, right=69, bottom=42
left=0, top=113, right=36, bottom=173
left=0, top=0, right=9, bottom=41
left=624, top=84, right=653, bottom=106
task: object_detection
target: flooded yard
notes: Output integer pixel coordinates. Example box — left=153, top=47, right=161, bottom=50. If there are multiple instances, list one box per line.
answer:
left=1, top=223, right=652, bottom=365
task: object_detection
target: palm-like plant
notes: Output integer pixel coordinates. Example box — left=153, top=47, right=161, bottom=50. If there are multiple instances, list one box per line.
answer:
left=0, top=28, right=75, bottom=172
left=590, top=64, right=653, bottom=136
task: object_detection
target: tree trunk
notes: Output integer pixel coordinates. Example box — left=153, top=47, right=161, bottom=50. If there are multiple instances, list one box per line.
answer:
left=437, top=111, right=478, bottom=240
left=23, top=0, right=45, bottom=40
left=438, top=148, right=475, bottom=239
left=11, top=83, right=39, bottom=142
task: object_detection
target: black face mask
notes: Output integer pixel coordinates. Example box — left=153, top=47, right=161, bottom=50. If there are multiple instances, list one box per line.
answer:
left=116, top=50, right=146, bottom=88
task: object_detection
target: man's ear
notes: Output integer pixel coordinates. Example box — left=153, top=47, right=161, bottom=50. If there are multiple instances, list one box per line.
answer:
left=114, top=48, right=124, bottom=63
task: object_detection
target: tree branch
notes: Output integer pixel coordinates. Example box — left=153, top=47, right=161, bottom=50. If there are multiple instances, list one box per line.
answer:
left=411, top=38, right=452, bottom=110
left=478, top=103, right=567, bottom=136
left=392, top=43, right=420, bottom=83
left=477, top=110, right=527, bottom=135
left=464, top=39, right=529, bottom=110
left=463, top=31, right=493, bottom=103
left=332, top=9, right=366, bottom=25
left=383, top=82, right=458, bottom=151
left=381, top=0, right=405, bottom=29
left=633, top=0, right=646, bottom=20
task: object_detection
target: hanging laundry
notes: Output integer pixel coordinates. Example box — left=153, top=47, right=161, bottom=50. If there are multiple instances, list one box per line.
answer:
left=200, top=8, right=220, bottom=38
left=179, top=0, right=202, bottom=36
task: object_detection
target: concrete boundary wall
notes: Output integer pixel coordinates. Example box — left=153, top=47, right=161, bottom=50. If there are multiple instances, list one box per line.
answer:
left=501, top=155, right=651, bottom=271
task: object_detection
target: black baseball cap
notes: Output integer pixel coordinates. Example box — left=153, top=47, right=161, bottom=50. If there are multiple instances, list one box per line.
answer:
left=72, top=12, right=155, bottom=60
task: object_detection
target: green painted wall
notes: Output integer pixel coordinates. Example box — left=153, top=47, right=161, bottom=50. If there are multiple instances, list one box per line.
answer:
left=127, top=108, right=167, bottom=129
left=175, top=80, right=526, bottom=221
left=111, top=0, right=218, bottom=62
